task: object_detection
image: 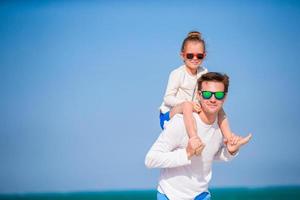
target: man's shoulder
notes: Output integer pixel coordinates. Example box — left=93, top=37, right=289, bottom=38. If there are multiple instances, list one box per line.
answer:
left=171, top=113, right=184, bottom=120
left=163, top=114, right=187, bottom=141
left=169, top=114, right=184, bottom=124
left=164, top=114, right=186, bottom=131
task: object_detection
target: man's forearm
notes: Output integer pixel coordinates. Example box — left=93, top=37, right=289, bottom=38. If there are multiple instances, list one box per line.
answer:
left=145, top=148, right=191, bottom=168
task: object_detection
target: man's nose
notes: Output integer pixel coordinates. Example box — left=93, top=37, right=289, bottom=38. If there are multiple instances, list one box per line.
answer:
left=209, top=96, right=216, bottom=103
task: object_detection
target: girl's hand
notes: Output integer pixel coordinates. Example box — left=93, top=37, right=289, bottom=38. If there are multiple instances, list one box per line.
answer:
left=224, top=133, right=252, bottom=155
left=192, top=102, right=202, bottom=113
left=186, top=136, right=205, bottom=159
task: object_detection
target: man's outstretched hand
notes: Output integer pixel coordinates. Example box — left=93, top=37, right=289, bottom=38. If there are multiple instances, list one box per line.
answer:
left=225, top=133, right=252, bottom=155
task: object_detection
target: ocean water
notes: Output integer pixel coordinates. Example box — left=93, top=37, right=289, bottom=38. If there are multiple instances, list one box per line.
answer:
left=1, top=187, right=300, bottom=200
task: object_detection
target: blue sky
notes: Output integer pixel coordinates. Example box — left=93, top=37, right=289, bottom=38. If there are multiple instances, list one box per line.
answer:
left=0, top=0, right=300, bottom=194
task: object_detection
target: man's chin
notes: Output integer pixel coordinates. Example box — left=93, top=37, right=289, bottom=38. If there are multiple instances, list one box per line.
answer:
left=206, top=107, right=221, bottom=114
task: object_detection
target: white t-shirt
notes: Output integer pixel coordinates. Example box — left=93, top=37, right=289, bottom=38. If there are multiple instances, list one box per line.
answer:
left=145, top=113, right=236, bottom=200
left=160, top=65, right=208, bottom=113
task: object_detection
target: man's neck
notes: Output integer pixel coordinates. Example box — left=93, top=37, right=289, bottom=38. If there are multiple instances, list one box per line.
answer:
left=198, top=111, right=217, bottom=125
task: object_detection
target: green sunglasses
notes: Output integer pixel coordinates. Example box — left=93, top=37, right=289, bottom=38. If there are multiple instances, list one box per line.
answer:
left=200, top=91, right=226, bottom=100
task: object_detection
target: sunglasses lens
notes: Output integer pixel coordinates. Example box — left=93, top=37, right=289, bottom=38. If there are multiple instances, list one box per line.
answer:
left=197, top=54, right=204, bottom=59
left=186, top=53, right=194, bottom=59
left=201, top=91, right=225, bottom=100
left=202, top=91, right=212, bottom=99
left=215, top=92, right=225, bottom=100
left=185, top=53, right=204, bottom=60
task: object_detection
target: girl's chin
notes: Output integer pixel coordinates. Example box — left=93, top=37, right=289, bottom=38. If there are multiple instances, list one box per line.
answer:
left=187, top=64, right=200, bottom=69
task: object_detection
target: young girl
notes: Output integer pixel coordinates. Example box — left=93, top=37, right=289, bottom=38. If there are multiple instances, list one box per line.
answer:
left=159, top=31, right=234, bottom=155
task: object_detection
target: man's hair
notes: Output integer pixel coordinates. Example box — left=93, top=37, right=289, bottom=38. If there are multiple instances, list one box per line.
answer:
left=197, top=72, right=230, bottom=93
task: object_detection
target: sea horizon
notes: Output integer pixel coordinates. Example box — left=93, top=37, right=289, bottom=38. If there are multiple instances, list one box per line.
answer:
left=1, top=185, right=300, bottom=200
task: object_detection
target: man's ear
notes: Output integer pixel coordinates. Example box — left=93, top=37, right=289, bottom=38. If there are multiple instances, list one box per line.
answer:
left=223, top=94, right=228, bottom=102
left=196, top=92, right=203, bottom=105
left=196, top=91, right=201, bottom=101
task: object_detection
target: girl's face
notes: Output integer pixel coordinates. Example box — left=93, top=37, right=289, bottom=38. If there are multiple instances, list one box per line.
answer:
left=181, top=41, right=205, bottom=73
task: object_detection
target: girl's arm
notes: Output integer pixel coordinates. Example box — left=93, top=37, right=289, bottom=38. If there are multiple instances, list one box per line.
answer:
left=163, top=70, right=185, bottom=107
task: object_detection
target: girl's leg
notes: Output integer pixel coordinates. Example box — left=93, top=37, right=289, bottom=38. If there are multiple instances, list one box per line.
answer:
left=182, top=102, right=204, bottom=155
left=182, top=102, right=198, bottom=139
left=169, top=102, right=197, bottom=137
left=218, top=108, right=233, bottom=140
left=169, top=104, right=183, bottom=119
left=170, top=102, right=204, bottom=155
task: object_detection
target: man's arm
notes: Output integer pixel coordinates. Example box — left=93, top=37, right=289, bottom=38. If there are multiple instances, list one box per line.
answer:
left=145, top=116, right=192, bottom=168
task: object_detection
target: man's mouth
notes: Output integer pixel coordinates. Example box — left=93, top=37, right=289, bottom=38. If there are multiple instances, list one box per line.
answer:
left=207, top=104, right=217, bottom=108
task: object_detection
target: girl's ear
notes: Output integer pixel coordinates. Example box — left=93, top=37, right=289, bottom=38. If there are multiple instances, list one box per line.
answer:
left=180, top=52, right=185, bottom=60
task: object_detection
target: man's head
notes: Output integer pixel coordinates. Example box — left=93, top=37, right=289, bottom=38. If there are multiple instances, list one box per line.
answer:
left=197, top=72, right=229, bottom=115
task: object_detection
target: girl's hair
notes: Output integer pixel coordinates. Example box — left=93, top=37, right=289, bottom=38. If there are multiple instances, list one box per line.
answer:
left=181, top=31, right=206, bottom=53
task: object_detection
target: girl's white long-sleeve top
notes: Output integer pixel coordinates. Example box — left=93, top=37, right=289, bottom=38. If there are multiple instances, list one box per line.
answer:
left=145, top=113, right=236, bottom=200
left=159, top=65, right=208, bottom=114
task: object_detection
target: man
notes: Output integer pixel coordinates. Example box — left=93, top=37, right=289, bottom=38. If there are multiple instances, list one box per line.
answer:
left=145, top=72, right=252, bottom=200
